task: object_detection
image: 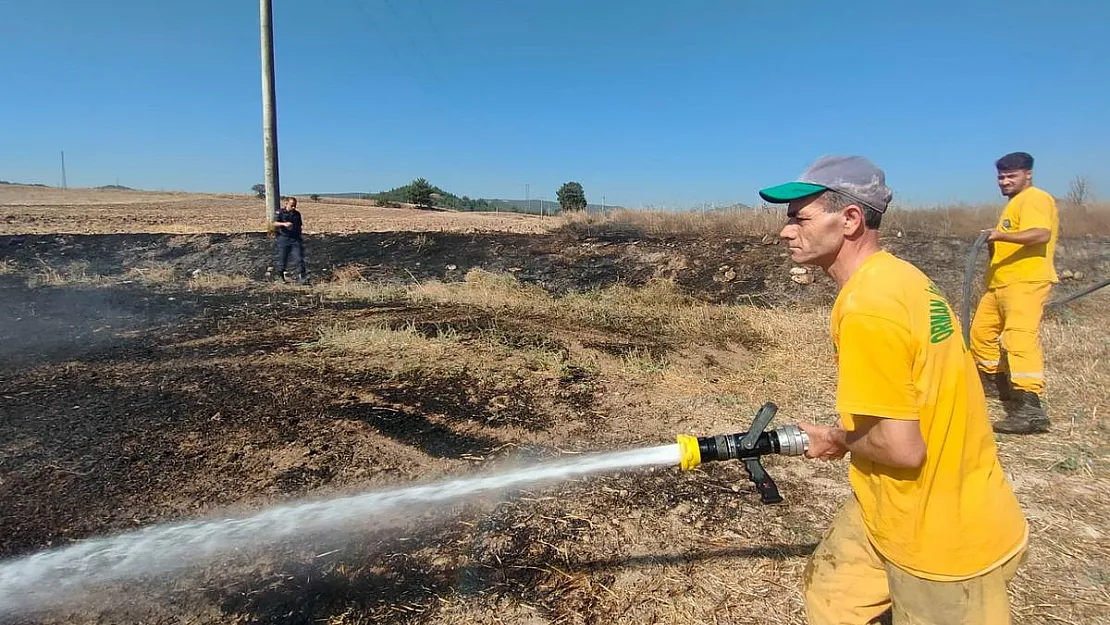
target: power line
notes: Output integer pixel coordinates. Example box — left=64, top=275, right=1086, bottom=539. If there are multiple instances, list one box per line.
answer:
left=348, top=0, right=437, bottom=99
left=380, top=0, right=443, bottom=86
left=414, top=0, right=448, bottom=56
left=348, top=0, right=406, bottom=70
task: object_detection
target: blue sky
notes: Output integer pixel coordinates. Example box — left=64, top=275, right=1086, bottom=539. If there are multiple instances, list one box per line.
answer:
left=2, top=0, right=1107, bottom=208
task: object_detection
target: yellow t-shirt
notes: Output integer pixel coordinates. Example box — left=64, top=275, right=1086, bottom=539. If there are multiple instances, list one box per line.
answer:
left=832, top=250, right=1028, bottom=580
left=986, top=186, right=1059, bottom=288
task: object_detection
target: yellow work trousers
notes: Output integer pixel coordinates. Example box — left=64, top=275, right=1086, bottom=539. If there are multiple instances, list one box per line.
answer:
left=969, top=281, right=1053, bottom=395
left=803, top=497, right=1025, bottom=625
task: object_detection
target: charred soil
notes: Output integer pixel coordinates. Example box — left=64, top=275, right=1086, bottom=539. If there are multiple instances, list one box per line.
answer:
left=1, top=228, right=1108, bottom=625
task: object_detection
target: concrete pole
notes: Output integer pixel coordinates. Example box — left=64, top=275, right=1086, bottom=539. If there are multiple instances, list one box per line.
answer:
left=259, top=0, right=280, bottom=227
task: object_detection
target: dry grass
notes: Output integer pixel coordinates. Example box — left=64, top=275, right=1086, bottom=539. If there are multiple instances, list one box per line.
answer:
left=1059, top=203, right=1110, bottom=237
left=186, top=272, right=252, bottom=289
left=0, top=185, right=239, bottom=206
left=14, top=260, right=247, bottom=289
left=4, top=180, right=1106, bottom=623
left=886, top=201, right=1110, bottom=238
left=3, top=253, right=1102, bottom=623
left=560, top=205, right=785, bottom=238
left=5, top=184, right=1106, bottom=240
left=302, top=270, right=1109, bottom=625
left=313, top=268, right=762, bottom=354
left=564, top=201, right=1110, bottom=239
left=313, top=279, right=409, bottom=303
left=308, top=318, right=576, bottom=383
left=411, top=269, right=761, bottom=346
left=311, top=321, right=457, bottom=358
left=0, top=185, right=554, bottom=235
left=26, top=260, right=103, bottom=287
left=330, top=263, right=367, bottom=283
left=124, top=265, right=178, bottom=283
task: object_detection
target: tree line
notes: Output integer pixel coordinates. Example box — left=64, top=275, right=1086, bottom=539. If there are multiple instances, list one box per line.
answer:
left=252, top=179, right=591, bottom=214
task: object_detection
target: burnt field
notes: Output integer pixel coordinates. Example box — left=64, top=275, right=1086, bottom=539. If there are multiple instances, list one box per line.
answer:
left=1, top=225, right=1109, bottom=625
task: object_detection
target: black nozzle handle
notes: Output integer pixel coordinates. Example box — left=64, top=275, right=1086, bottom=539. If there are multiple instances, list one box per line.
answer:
left=740, top=402, right=777, bottom=451
left=744, top=458, right=783, bottom=505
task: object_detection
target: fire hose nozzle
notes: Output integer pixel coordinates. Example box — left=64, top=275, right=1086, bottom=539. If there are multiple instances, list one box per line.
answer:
left=676, top=424, right=809, bottom=471
left=674, top=402, right=808, bottom=504
left=677, top=433, right=702, bottom=470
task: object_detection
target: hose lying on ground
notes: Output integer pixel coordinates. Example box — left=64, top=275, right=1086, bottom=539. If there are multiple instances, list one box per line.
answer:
left=1045, top=277, right=1110, bottom=309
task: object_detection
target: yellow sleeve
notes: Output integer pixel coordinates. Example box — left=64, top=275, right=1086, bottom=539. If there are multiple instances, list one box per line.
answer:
left=1016, top=193, right=1054, bottom=231
left=835, top=312, right=919, bottom=423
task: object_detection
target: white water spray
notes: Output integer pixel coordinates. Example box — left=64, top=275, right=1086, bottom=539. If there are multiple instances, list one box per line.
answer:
left=0, top=443, right=680, bottom=616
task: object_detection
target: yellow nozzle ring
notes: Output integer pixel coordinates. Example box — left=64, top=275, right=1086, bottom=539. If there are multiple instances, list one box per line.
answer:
left=677, top=434, right=701, bottom=471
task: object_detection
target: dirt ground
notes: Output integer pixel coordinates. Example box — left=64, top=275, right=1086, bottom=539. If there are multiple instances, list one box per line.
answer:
left=1, top=188, right=1109, bottom=625
left=0, top=185, right=554, bottom=236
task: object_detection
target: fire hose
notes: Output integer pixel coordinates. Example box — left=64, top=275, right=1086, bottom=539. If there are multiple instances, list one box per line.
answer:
left=676, top=402, right=809, bottom=504
left=672, top=234, right=1108, bottom=505
left=961, top=232, right=1110, bottom=345
left=675, top=235, right=1107, bottom=505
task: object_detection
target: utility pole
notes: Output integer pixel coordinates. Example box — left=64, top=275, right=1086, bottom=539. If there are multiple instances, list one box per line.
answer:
left=524, top=183, right=529, bottom=215
left=60, top=151, right=67, bottom=190
left=259, top=0, right=281, bottom=228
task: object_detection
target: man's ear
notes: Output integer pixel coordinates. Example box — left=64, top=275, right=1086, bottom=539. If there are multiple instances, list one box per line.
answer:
left=842, top=204, right=866, bottom=236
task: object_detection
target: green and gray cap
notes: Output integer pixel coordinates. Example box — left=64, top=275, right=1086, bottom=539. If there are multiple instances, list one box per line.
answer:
left=758, top=155, right=893, bottom=213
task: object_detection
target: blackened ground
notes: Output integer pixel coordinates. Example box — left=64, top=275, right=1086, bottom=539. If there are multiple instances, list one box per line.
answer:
left=4, top=229, right=1107, bottom=309
left=0, top=269, right=788, bottom=625
left=0, top=229, right=1107, bottom=625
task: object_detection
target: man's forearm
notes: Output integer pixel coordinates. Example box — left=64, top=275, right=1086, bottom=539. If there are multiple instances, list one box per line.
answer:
left=994, top=227, right=1050, bottom=245
left=830, top=423, right=925, bottom=469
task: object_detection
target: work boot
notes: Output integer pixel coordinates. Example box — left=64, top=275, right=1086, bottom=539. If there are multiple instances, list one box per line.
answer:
left=979, top=370, right=1012, bottom=401
left=993, top=390, right=1050, bottom=434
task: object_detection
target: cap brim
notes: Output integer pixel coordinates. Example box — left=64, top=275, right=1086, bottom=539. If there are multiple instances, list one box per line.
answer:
left=758, top=182, right=827, bottom=204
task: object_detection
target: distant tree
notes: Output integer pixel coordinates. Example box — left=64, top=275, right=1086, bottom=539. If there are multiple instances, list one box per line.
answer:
left=252, top=183, right=266, bottom=198
left=408, top=178, right=434, bottom=208
left=310, top=194, right=320, bottom=202
left=557, top=181, right=587, bottom=212
left=1066, top=175, right=1093, bottom=208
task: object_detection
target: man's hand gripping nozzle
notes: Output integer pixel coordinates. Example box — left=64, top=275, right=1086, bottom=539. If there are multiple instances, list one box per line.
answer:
left=676, top=402, right=809, bottom=504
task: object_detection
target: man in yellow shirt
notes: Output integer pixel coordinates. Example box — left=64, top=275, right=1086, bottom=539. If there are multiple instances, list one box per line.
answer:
left=970, top=151, right=1058, bottom=434
left=759, top=155, right=1029, bottom=624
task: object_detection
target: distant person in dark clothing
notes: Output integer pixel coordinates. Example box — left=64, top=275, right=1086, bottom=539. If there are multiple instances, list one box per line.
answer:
left=273, top=196, right=308, bottom=284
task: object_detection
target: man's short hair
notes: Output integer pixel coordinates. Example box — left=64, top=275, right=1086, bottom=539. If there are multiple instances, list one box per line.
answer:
left=996, top=152, right=1034, bottom=172
left=822, top=189, right=883, bottom=230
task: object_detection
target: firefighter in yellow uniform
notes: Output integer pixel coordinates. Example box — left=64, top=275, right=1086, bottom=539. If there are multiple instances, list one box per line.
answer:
left=760, top=155, right=1029, bottom=624
left=971, top=151, right=1058, bottom=434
